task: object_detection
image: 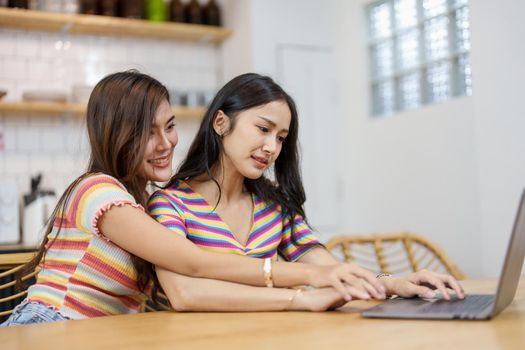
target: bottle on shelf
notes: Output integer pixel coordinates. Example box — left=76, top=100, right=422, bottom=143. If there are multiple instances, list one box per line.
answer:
left=184, top=0, right=202, bottom=24
left=119, top=0, right=144, bottom=19
left=79, top=0, right=97, bottom=14
left=169, top=0, right=184, bottom=23
left=203, top=0, right=220, bottom=26
left=8, top=0, right=28, bottom=8
left=99, top=0, right=118, bottom=16
left=146, top=0, right=168, bottom=22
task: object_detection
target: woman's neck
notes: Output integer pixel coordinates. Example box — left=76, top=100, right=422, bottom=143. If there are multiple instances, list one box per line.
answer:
left=189, top=158, right=246, bottom=205
left=213, top=157, right=245, bottom=203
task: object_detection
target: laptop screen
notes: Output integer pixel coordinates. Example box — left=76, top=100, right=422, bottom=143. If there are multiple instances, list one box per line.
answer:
left=491, top=189, right=525, bottom=317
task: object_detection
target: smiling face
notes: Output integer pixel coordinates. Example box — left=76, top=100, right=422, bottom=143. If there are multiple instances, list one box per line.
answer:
left=215, top=100, right=291, bottom=180
left=139, top=99, right=178, bottom=182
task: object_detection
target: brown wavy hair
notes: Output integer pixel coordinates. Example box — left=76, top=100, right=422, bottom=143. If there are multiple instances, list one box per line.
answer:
left=18, top=70, right=169, bottom=304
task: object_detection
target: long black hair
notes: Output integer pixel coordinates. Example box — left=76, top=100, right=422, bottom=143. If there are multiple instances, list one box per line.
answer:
left=167, top=73, right=307, bottom=225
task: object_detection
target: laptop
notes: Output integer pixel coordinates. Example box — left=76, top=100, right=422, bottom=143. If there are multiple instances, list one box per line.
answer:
left=361, top=189, right=525, bottom=320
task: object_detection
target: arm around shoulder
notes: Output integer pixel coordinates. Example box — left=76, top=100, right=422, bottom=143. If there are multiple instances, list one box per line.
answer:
left=98, top=200, right=359, bottom=292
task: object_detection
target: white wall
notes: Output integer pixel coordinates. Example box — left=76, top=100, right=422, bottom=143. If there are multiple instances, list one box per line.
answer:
left=470, top=0, right=525, bottom=276
left=336, top=0, right=525, bottom=277
left=335, top=0, right=481, bottom=277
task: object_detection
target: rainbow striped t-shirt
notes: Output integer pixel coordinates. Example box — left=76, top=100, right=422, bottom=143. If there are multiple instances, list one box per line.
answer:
left=26, top=173, right=150, bottom=319
left=148, top=180, right=321, bottom=261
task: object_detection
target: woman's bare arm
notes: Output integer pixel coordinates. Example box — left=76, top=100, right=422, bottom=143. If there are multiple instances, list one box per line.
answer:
left=99, top=205, right=384, bottom=298
left=156, top=267, right=347, bottom=312
left=297, top=246, right=339, bottom=265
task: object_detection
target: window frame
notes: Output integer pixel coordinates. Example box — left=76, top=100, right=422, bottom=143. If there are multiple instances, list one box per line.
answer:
left=367, top=0, right=471, bottom=116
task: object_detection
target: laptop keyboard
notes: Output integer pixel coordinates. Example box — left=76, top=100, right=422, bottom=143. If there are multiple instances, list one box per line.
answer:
left=418, top=294, right=495, bottom=314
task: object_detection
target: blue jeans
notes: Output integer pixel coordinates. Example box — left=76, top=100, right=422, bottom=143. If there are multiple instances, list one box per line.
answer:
left=0, top=301, right=69, bottom=327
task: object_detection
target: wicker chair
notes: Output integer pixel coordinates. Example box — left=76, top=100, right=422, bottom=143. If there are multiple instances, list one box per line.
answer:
left=0, top=252, right=39, bottom=321
left=325, top=232, right=465, bottom=280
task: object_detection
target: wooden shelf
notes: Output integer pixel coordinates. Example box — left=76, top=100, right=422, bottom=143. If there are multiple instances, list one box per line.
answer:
left=0, top=101, right=206, bottom=120
left=0, top=7, right=231, bottom=43
left=0, top=101, right=85, bottom=115
left=0, top=243, right=38, bottom=253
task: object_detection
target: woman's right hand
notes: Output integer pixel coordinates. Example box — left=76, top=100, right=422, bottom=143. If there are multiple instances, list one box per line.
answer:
left=306, top=263, right=386, bottom=301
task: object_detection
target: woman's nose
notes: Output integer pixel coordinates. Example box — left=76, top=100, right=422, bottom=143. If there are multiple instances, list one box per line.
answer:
left=156, top=132, right=172, bottom=150
left=262, top=136, right=277, bottom=154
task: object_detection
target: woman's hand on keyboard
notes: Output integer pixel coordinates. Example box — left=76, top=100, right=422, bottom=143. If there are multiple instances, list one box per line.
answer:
left=378, top=270, right=465, bottom=300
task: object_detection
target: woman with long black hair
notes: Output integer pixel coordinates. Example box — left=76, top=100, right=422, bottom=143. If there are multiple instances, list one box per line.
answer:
left=149, top=73, right=464, bottom=311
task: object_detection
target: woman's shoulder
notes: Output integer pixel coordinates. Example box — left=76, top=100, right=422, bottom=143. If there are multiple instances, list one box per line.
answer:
left=77, top=173, right=128, bottom=190
left=61, top=173, right=142, bottom=231
left=70, top=173, right=133, bottom=203
left=149, top=179, right=189, bottom=204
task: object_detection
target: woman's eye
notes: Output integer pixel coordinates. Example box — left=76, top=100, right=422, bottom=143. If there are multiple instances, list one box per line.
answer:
left=167, top=122, right=176, bottom=131
left=278, top=136, right=286, bottom=143
left=258, top=126, right=269, bottom=133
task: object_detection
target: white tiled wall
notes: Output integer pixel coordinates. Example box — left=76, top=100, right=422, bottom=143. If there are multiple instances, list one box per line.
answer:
left=0, top=27, right=221, bottom=198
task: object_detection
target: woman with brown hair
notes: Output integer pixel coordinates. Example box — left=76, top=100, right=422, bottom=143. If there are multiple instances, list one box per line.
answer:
left=1, top=70, right=385, bottom=326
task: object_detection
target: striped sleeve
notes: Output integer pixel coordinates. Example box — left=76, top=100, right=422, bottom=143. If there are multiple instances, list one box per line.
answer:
left=277, top=213, right=322, bottom=262
left=147, top=191, right=188, bottom=238
left=73, top=175, right=144, bottom=238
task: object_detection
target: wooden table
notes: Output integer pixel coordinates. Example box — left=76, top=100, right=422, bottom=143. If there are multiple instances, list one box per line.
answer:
left=1, top=278, right=525, bottom=350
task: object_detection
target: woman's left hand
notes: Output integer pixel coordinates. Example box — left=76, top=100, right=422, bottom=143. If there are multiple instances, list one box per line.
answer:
left=380, top=270, right=465, bottom=300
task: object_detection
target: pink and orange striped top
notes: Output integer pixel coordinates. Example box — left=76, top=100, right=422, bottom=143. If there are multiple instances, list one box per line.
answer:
left=26, top=174, right=150, bottom=319
left=148, top=180, right=321, bottom=261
